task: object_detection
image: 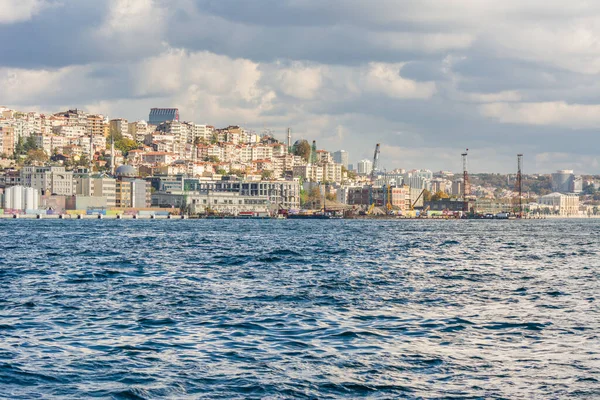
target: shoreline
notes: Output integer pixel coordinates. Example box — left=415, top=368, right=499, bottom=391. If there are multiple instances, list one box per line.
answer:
left=0, top=214, right=598, bottom=220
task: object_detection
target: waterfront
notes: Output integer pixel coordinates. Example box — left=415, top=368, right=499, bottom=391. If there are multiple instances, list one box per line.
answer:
left=0, top=220, right=598, bottom=399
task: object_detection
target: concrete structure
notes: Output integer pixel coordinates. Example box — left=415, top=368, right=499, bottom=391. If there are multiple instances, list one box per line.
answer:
left=3, top=186, right=39, bottom=211
left=539, top=192, right=579, bottom=216
left=20, top=166, right=74, bottom=195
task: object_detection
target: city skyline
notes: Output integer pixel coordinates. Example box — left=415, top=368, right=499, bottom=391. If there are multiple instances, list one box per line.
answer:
left=2, top=1, right=600, bottom=173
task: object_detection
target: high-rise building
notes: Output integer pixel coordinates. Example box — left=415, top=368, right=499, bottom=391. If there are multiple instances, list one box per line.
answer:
left=333, top=150, right=349, bottom=169
left=109, top=119, right=129, bottom=138
left=149, top=108, right=179, bottom=125
left=551, top=170, right=582, bottom=193
left=357, top=159, right=373, bottom=175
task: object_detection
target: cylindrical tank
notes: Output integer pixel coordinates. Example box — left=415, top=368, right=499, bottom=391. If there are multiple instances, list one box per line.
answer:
left=12, top=186, right=23, bottom=211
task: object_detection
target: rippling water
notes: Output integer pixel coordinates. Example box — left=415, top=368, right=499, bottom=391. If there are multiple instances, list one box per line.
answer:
left=0, top=219, right=598, bottom=399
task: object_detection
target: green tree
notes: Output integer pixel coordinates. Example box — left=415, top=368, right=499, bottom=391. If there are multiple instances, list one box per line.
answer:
left=293, top=140, right=311, bottom=162
left=205, top=156, right=220, bottom=162
left=24, top=136, right=37, bottom=152
left=261, top=170, right=274, bottom=180
left=216, top=168, right=227, bottom=175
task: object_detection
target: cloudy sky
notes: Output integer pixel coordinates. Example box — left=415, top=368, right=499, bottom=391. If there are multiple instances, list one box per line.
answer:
left=1, top=0, right=600, bottom=173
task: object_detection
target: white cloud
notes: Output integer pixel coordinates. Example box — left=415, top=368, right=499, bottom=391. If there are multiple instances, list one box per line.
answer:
left=479, top=101, right=600, bottom=129
left=460, top=90, right=522, bottom=103
left=275, top=64, right=323, bottom=100
left=362, top=63, right=436, bottom=99
left=0, top=0, right=46, bottom=23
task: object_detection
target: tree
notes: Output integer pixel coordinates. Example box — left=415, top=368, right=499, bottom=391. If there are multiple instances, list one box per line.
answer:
left=293, top=140, right=311, bottom=162
left=216, top=168, right=227, bottom=175
left=261, top=170, right=274, bottom=180
left=115, top=137, right=138, bottom=155
left=422, top=189, right=432, bottom=202
left=431, top=190, right=449, bottom=201
left=25, top=149, right=48, bottom=165
left=205, top=156, right=220, bottom=163
left=228, top=169, right=245, bottom=177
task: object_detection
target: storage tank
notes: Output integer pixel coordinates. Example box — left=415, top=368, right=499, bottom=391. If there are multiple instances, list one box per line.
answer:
left=11, top=186, right=23, bottom=211
left=24, top=187, right=38, bottom=210
left=4, top=186, right=13, bottom=209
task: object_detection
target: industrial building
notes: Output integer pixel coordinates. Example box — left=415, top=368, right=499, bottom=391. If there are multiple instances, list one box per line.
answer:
left=149, top=176, right=301, bottom=210
left=152, top=191, right=270, bottom=215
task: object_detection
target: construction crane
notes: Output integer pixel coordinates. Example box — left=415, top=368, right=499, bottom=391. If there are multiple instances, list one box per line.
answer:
left=368, top=143, right=381, bottom=212
left=410, top=188, right=426, bottom=211
left=370, top=143, right=381, bottom=183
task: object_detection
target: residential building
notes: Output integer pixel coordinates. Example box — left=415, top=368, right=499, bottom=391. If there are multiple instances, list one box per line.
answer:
left=109, top=119, right=129, bottom=138
left=357, top=159, right=373, bottom=175
left=0, top=126, right=15, bottom=157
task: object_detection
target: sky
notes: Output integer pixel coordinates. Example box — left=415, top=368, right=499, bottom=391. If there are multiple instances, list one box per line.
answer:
left=1, top=0, right=600, bottom=173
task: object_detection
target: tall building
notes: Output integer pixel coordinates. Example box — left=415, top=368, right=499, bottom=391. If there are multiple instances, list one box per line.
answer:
left=551, top=170, right=582, bottom=193
left=109, top=119, right=129, bottom=138
left=357, top=159, right=373, bottom=175
left=0, top=126, right=15, bottom=157
left=333, top=150, right=349, bottom=169
left=149, top=108, right=179, bottom=125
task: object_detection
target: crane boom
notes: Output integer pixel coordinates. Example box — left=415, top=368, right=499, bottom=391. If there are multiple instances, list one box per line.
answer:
left=370, top=143, right=380, bottom=182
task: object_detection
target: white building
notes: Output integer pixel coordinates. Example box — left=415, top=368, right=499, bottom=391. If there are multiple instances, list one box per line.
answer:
left=539, top=192, right=580, bottom=216
left=20, top=166, right=74, bottom=195
left=357, top=159, right=373, bottom=175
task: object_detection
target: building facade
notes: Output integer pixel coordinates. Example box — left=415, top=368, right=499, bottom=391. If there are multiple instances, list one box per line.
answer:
left=20, top=166, right=74, bottom=195
left=149, top=108, right=179, bottom=125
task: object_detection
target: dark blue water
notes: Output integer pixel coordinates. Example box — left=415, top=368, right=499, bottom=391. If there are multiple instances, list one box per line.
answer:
left=0, top=220, right=598, bottom=399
